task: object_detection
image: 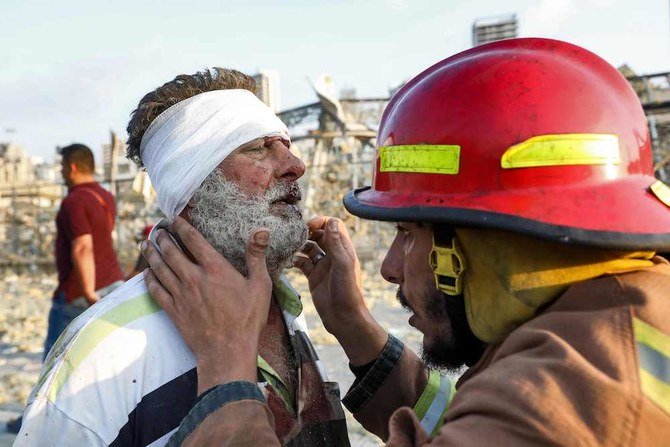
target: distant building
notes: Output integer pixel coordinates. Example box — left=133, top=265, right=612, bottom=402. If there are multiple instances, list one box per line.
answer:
left=472, top=14, right=518, bottom=47
left=102, top=134, right=137, bottom=181
left=0, top=143, right=35, bottom=185
left=34, top=161, right=61, bottom=183
left=253, top=69, right=281, bottom=112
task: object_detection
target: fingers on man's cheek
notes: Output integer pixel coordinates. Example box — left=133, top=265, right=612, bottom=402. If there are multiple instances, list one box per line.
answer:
left=142, top=242, right=160, bottom=266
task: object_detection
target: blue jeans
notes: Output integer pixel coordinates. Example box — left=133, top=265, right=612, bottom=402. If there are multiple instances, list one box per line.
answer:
left=43, top=281, right=123, bottom=360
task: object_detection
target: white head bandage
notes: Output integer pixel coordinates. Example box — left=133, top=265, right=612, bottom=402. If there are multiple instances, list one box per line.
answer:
left=140, top=89, right=289, bottom=219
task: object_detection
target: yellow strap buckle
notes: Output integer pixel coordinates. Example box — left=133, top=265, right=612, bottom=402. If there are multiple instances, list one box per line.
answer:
left=429, top=236, right=466, bottom=296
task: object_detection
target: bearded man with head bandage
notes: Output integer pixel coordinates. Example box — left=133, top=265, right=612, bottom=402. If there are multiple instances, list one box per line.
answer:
left=16, top=68, right=350, bottom=447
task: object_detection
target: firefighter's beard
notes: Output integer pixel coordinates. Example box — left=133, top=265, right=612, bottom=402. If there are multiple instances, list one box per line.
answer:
left=397, top=287, right=486, bottom=373
left=189, top=171, right=308, bottom=279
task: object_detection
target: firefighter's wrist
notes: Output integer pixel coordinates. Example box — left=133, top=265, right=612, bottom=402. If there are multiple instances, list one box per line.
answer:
left=331, top=311, right=388, bottom=366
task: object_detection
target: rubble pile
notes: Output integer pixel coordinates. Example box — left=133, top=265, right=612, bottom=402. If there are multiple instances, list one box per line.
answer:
left=0, top=274, right=55, bottom=406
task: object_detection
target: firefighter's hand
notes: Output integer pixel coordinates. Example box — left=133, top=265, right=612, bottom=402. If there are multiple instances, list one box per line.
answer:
left=294, top=216, right=387, bottom=365
left=142, top=217, right=272, bottom=393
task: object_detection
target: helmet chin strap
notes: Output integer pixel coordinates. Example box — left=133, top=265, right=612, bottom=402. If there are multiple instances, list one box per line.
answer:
left=429, top=232, right=467, bottom=296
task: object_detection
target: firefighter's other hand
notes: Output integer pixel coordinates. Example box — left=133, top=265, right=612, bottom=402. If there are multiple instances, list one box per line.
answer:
left=294, top=216, right=387, bottom=364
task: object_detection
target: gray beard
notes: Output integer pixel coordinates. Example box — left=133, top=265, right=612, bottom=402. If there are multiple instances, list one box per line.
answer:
left=189, top=170, right=308, bottom=278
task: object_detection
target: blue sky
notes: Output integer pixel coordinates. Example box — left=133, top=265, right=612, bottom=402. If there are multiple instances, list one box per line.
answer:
left=1, top=0, right=669, bottom=161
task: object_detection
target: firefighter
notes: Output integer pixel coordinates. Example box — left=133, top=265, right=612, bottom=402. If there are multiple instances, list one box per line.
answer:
left=144, top=38, right=670, bottom=446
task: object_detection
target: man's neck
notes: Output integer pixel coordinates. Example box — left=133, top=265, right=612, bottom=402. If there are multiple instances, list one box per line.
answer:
left=71, top=176, right=95, bottom=186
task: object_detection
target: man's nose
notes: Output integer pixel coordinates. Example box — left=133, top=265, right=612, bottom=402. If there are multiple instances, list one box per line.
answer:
left=380, top=235, right=403, bottom=285
left=276, top=146, right=306, bottom=181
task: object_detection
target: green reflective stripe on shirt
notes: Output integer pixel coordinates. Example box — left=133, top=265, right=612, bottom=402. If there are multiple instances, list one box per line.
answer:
left=274, top=276, right=303, bottom=317
left=414, top=370, right=441, bottom=420
left=257, top=355, right=295, bottom=411
left=48, top=293, right=161, bottom=401
left=633, top=318, right=670, bottom=414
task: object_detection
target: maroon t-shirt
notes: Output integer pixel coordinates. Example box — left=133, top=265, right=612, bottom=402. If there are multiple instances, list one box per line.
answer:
left=55, top=182, right=124, bottom=301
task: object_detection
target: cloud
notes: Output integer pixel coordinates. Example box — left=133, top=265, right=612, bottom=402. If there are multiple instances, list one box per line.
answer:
left=387, top=0, right=409, bottom=11
left=588, top=0, right=614, bottom=7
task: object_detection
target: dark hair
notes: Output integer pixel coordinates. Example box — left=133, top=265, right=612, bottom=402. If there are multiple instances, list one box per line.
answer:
left=59, top=143, right=95, bottom=173
left=126, top=67, right=257, bottom=167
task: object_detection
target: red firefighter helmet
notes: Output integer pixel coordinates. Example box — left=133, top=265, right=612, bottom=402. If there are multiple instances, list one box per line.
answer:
left=344, top=38, right=670, bottom=250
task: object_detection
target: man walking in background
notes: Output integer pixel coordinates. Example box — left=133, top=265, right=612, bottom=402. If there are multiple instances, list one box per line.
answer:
left=46, top=143, right=124, bottom=356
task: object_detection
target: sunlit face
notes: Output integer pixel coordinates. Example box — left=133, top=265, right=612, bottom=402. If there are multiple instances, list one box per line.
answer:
left=219, top=136, right=305, bottom=211
left=184, top=136, right=308, bottom=278
left=380, top=222, right=484, bottom=371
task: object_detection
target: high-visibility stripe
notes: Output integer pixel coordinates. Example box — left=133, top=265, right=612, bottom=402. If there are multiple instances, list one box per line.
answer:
left=501, top=134, right=620, bottom=169
left=650, top=180, right=670, bottom=208
left=420, top=374, right=454, bottom=435
left=633, top=318, right=670, bottom=414
left=48, top=293, right=161, bottom=401
left=634, top=318, right=670, bottom=358
left=638, top=342, right=670, bottom=383
left=639, top=369, right=670, bottom=414
left=431, top=379, right=456, bottom=437
left=379, top=145, right=460, bottom=174
left=414, top=370, right=441, bottom=420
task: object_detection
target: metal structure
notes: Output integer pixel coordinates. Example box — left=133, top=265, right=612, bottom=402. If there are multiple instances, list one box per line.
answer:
left=278, top=85, right=391, bottom=261
left=624, top=71, right=670, bottom=181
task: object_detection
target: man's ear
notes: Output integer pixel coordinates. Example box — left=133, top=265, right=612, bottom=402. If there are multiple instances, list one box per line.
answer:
left=68, top=162, right=79, bottom=176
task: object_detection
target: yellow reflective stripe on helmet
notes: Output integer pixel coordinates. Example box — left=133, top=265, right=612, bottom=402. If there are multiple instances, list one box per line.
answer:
left=379, top=145, right=460, bottom=174
left=650, top=180, right=670, bottom=208
left=501, top=134, right=620, bottom=169
left=633, top=318, right=670, bottom=414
